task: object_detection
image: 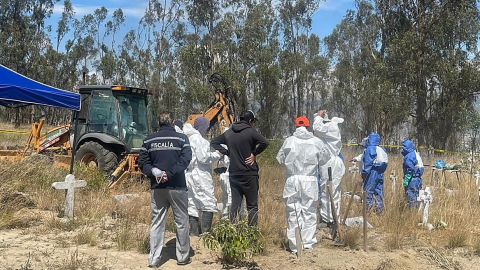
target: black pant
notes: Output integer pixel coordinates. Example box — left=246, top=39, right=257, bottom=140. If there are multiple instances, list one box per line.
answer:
left=229, top=175, right=259, bottom=226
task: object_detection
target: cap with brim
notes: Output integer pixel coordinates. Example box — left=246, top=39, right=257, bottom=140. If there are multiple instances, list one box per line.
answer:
left=295, top=116, right=310, bottom=127
left=240, top=110, right=257, bottom=122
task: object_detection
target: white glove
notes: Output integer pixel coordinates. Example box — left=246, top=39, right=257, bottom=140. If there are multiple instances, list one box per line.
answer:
left=152, top=167, right=163, bottom=178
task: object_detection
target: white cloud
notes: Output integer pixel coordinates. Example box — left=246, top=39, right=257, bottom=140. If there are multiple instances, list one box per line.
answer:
left=319, top=0, right=353, bottom=12
left=52, top=1, right=148, bottom=19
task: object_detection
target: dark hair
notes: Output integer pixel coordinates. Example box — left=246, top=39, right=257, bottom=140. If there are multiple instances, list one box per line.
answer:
left=158, top=112, right=174, bottom=126
left=239, top=110, right=256, bottom=123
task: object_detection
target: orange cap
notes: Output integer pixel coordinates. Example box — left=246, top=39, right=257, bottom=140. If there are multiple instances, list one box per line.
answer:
left=295, top=116, right=310, bottom=127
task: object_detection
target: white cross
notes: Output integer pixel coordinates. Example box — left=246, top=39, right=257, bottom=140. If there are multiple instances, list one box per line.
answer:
left=389, top=170, right=398, bottom=193
left=417, top=186, right=433, bottom=226
left=475, top=171, right=480, bottom=187
left=348, top=161, right=358, bottom=174
left=52, top=174, right=87, bottom=219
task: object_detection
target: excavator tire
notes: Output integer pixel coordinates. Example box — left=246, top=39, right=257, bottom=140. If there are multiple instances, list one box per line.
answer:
left=76, top=141, right=118, bottom=173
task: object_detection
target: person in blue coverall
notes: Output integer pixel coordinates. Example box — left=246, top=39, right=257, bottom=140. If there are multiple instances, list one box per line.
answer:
left=401, top=139, right=424, bottom=208
left=361, top=132, right=388, bottom=213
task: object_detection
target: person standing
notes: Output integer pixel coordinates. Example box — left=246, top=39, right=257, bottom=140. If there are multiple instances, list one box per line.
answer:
left=137, top=112, right=192, bottom=267
left=277, top=116, right=330, bottom=254
left=313, top=110, right=345, bottom=229
left=210, top=110, right=269, bottom=226
left=401, top=139, right=424, bottom=208
left=361, top=131, right=388, bottom=213
left=183, top=117, right=221, bottom=235
left=350, top=137, right=368, bottom=173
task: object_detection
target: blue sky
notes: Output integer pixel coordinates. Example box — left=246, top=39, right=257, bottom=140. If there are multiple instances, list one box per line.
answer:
left=46, top=0, right=355, bottom=46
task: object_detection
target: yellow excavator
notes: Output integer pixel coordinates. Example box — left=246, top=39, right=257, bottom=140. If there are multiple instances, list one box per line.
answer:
left=185, top=73, right=235, bottom=134
left=0, top=85, right=152, bottom=191
left=1, top=74, right=235, bottom=191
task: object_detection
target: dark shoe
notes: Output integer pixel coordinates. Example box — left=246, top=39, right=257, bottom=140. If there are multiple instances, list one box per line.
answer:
left=189, top=215, right=200, bottom=236
left=201, top=211, right=214, bottom=234
left=148, top=264, right=160, bottom=268
left=177, top=258, right=192, bottom=265
left=317, top=222, right=328, bottom=229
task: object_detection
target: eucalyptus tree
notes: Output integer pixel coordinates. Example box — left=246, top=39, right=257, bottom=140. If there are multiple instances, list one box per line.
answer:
left=0, top=0, right=57, bottom=125
left=376, top=0, right=480, bottom=149
left=277, top=0, right=324, bottom=135
left=325, top=1, right=410, bottom=142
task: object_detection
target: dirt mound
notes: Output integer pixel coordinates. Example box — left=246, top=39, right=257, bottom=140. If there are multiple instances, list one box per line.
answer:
left=0, top=191, right=35, bottom=212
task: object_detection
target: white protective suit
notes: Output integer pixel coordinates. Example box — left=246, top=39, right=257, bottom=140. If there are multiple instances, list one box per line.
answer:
left=277, top=126, right=330, bottom=253
left=183, top=123, right=220, bottom=217
left=313, top=115, right=346, bottom=224
left=217, top=147, right=231, bottom=217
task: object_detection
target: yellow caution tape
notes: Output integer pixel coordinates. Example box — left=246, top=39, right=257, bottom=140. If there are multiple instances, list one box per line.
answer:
left=0, top=129, right=46, bottom=135
left=269, top=138, right=478, bottom=156
left=343, top=142, right=479, bottom=157
left=0, top=129, right=31, bottom=134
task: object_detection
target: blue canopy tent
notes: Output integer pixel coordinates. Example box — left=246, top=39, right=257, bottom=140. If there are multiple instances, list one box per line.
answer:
left=0, top=64, right=80, bottom=110
left=0, top=64, right=81, bottom=173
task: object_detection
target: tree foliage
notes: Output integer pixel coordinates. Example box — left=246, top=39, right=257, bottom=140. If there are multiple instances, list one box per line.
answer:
left=0, top=0, right=479, bottom=151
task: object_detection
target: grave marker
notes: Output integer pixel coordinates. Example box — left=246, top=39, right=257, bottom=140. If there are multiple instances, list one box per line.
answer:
left=52, top=174, right=87, bottom=218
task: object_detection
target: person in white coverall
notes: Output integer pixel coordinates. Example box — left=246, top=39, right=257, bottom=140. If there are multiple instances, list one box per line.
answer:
left=313, top=110, right=345, bottom=231
left=277, top=116, right=330, bottom=254
left=183, top=117, right=220, bottom=236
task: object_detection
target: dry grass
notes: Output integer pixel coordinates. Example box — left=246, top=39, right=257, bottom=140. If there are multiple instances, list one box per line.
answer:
left=342, top=227, right=362, bottom=249
left=256, top=147, right=480, bottom=255
left=75, top=228, right=98, bottom=246
left=1, top=134, right=480, bottom=268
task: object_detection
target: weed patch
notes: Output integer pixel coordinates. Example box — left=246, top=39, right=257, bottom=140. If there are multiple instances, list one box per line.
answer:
left=202, top=219, right=265, bottom=266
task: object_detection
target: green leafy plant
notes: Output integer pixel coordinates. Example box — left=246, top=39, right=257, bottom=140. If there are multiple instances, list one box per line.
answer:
left=201, top=218, right=265, bottom=266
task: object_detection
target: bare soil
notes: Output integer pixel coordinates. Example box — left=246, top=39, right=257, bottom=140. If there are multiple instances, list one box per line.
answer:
left=1, top=207, right=479, bottom=270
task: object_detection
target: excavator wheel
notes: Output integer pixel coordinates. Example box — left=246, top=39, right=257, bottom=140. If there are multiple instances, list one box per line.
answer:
left=76, top=141, right=119, bottom=173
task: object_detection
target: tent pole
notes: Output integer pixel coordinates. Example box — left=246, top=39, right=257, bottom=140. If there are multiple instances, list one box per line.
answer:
left=69, top=110, right=80, bottom=174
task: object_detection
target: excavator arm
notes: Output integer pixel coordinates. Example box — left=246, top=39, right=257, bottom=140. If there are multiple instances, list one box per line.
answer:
left=186, top=73, right=235, bottom=134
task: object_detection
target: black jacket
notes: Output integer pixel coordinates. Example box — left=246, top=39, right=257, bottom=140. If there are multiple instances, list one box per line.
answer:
left=138, top=125, right=192, bottom=189
left=210, top=121, right=269, bottom=176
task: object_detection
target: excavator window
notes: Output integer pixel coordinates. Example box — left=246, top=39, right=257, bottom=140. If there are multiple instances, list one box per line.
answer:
left=88, top=90, right=119, bottom=137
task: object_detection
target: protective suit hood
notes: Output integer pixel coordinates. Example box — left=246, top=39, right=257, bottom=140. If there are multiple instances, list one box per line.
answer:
left=183, top=123, right=199, bottom=137
left=194, top=116, right=209, bottom=137
left=293, top=126, right=314, bottom=140
left=402, top=139, right=415, bottom=156
left=312, top=115, right=343, bottom=156
left=366, top=132, right=380, bottom=147
left=231, top=120, right=250, bottom=132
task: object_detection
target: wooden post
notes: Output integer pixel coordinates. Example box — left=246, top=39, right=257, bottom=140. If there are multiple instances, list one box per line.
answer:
left=327, top=167, right=342, bottom=241
left=363, top=191, right=367, bottom=252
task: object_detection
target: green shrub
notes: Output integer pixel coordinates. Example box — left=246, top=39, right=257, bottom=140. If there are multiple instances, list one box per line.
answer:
left=202, top=218, right=265, bottom=266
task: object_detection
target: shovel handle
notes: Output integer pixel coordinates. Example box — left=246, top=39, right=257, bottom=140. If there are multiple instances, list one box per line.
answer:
left=327, top=167, right=342, bottom=240
left=342, top=180, right=360, bottom=225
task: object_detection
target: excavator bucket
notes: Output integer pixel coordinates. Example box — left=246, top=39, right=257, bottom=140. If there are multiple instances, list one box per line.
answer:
left=0, top=149, right=23, bottom=161
left=53, top=154, right=71, bottom=169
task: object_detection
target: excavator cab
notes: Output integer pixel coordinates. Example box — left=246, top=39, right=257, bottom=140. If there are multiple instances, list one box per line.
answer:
left=71, top=85, right=151, bottom=172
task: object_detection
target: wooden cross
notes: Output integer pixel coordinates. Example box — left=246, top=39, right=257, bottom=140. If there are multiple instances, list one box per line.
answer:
left=52, top=174, right=87, bottom=219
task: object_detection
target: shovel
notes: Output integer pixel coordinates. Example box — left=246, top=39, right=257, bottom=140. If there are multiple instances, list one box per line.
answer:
left=327, top=167, right=343, bottom=245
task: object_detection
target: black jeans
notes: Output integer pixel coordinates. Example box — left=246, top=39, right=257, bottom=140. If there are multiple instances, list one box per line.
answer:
left=229, top=175, right=259, bottom=226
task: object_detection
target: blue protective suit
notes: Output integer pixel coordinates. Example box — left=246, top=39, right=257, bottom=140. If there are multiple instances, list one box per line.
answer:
left=401, top=139, right=424, bottom=208
left=361, top=132, right=388, bottom=213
